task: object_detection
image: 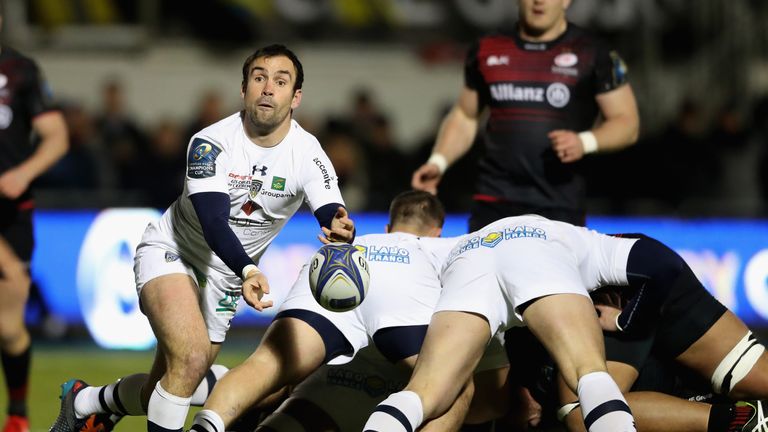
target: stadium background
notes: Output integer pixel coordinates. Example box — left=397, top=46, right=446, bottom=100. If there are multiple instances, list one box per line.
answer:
left=2, top=0, right=768, bottom=429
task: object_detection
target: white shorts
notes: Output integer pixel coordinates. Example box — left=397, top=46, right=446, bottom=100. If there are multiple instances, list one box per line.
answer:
left=436, top=216, right=637, bottom=337
left=133, top=223, right=242, bottom=343
left=278, top=263, right=369, bottom=365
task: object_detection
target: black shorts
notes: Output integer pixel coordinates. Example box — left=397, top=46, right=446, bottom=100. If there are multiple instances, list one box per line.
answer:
left=605, top=265, right=727, bottom=369
left=0, top=198, right=34, bottom=262
left=468, top=199, right=585, bottom=232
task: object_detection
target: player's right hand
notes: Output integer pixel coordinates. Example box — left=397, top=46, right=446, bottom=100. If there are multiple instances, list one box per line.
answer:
left=411, top=163, right=442, bottom=194
left=242, top=270, right=273, bottom=312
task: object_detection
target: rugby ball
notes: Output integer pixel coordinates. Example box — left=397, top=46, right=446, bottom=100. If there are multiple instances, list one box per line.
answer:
left=308, top=243, right=370, bottom=312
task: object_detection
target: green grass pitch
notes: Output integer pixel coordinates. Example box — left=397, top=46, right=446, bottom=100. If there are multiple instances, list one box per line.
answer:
left=0, top=342, right=256, bottom=431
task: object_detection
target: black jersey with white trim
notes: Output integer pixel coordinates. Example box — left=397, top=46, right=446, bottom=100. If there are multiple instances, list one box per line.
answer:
left=465, top=23, right=628, bottom=211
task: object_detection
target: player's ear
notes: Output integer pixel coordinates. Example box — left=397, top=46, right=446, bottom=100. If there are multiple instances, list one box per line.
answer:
left=291, top=89, right=302, bottom=110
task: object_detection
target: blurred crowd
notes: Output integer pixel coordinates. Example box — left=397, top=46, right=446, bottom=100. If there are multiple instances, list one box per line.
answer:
left=33, top=78, right=768, bottom=218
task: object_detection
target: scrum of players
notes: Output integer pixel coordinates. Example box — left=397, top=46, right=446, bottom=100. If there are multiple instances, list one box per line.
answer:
left=48, top=4, right=767, bottom=432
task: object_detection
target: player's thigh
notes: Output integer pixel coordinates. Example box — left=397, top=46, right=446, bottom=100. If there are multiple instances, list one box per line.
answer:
left=140, top=273, right=209, bottom=356
left=407, top=311, right=491, bottom=413
left=676, top=310, right=768, bottom=398
left=247, top=317, right=328, bottom=384
left=676, top=310, right=750, bottom=376
left=522, top=294, right=606, bottom=390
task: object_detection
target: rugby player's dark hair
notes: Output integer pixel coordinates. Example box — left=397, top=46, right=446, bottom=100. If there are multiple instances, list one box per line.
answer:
left=389, top=190, right=445, bottom=229
left=241, top=44, right=304, bottom=92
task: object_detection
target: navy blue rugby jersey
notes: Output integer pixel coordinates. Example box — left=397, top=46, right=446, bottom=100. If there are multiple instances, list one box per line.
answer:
left=465, top=23, right=628, bottom=211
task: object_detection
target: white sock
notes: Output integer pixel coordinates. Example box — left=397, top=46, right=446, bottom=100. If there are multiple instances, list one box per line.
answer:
left=362, top=390, right=424, bottom=432
left=577, top=371, right=636, bottom=432
left=74, top=373, right=147, bottom=418
left=190, top=364, right=228, bottom=406
left=146, top=382, right=191, bottom=432
left=189, top=409, right=225, bottom=432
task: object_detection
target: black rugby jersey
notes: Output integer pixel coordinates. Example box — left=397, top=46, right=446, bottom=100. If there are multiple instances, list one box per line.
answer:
left=465, top=23, right=627, bottom=212
left=0, top=47, right=57, bottom=180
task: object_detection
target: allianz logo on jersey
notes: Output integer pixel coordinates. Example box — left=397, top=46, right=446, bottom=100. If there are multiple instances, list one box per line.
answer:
left=490, top=82, right=570, bottom=108
left=356, top=245, right=410, bottom=264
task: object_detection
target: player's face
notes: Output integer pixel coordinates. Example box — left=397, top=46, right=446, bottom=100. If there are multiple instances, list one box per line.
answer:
left=518, top=0, right=570, bottom=36
left=241, top=55, right=302, bottom=135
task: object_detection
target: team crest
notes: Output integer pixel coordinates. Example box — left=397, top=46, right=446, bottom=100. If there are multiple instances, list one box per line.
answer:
left=250, top=179, right=263, bottom=199
left=481, top=232, right=503, bottom=248
left=271, top=176, right=286, bottom=191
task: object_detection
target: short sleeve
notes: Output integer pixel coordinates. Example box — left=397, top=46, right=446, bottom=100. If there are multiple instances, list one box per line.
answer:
left=300, top=145, right=345, bottom=212
left=25, top=60, right=57, bottom=117
left=593, top=43, right=629, bottom=94
left=185, top=136, right=230, bottom=195
left=464, top=41, right=483, bottom=91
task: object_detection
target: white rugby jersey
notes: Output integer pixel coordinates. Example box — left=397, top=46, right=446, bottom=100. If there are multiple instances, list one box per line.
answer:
left=155, top=113, right=344, bottom=275
left=354, top=232, right=458, bottom=331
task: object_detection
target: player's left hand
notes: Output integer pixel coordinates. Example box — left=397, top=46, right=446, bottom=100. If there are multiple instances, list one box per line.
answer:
left=318, top=206, right=355, bottom=244
left=548, top=130, right=585, bottom=163
left=595, top=304, right=622, bottom=332
left=242, top=269, right=273, bottom=312
left=0, top=168, right=31, bottom=199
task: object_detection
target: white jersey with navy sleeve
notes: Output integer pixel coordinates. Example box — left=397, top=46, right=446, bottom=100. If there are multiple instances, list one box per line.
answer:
left=134, top=113, right=343, bottom=342
left=153, top=113, right=343, bottom=275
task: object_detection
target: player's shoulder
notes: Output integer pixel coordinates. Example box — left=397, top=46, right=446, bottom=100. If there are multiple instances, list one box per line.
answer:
left=563, top=22, right=610, bottom=50
left=192, top=112, right=242, bottom=148
left=285, top=119, right=322, bottom=152
left=0, top=47, right=39, bottom=70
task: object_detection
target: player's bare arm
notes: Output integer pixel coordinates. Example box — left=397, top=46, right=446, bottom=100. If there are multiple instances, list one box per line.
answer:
left=550, top=84, right=639, bottom=164
left=412, top=87, right=479, bottom=194
left=0, top=111, right=67, bottom=199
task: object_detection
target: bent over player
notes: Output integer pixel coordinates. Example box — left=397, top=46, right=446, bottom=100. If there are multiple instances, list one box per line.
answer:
left=50, top=44, right=355, bottom=432
left=187, top=191, right=509, bottom=432
left=362, top=216, right=695, bottom=432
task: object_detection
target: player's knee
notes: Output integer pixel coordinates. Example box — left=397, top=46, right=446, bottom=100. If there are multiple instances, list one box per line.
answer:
left=712, top=331, right=765, bottom=396
left=167, top=347, right=211, bottom=383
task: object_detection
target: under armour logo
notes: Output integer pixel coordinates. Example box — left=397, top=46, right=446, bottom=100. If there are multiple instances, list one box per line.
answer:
left=252, top=165, right=268, bottom=176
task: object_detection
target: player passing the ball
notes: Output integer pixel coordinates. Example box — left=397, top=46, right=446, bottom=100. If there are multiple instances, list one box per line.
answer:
left=49, top=44, right=355, bottom=432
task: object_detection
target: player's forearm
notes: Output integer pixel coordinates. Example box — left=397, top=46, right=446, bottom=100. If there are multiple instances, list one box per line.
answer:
left=18, top=128, right=68, bottom=182
left=590, top=111, right=639, bottom=152
left=432, top=106, right=478, bottom=168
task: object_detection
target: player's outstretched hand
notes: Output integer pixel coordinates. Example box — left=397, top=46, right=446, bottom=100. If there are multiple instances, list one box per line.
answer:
left=242, top=269, right=273, bottom=312
left=548, top=130, right=585, bottom=163
left=594, top=304, right=622, bottom=332
left=411, top=163, right=442, bottom=194
left=318, top=206, right=355, bottom=244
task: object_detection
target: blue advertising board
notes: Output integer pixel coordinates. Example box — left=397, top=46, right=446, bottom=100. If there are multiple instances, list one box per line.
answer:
left=31, top=210, right=768, bottom=349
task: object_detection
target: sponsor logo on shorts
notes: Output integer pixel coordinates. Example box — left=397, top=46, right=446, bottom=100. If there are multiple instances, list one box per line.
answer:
left=271, top=176, right=286, bottom=191
left=187, top=138, right=221, bottom=179
left=481, top=232, right=503, bottom=248
left=362, top=245, right=411, bottom=264
left=503, top=225, right=547, bottom=239
left=216, top=289, right=241, bottom=313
